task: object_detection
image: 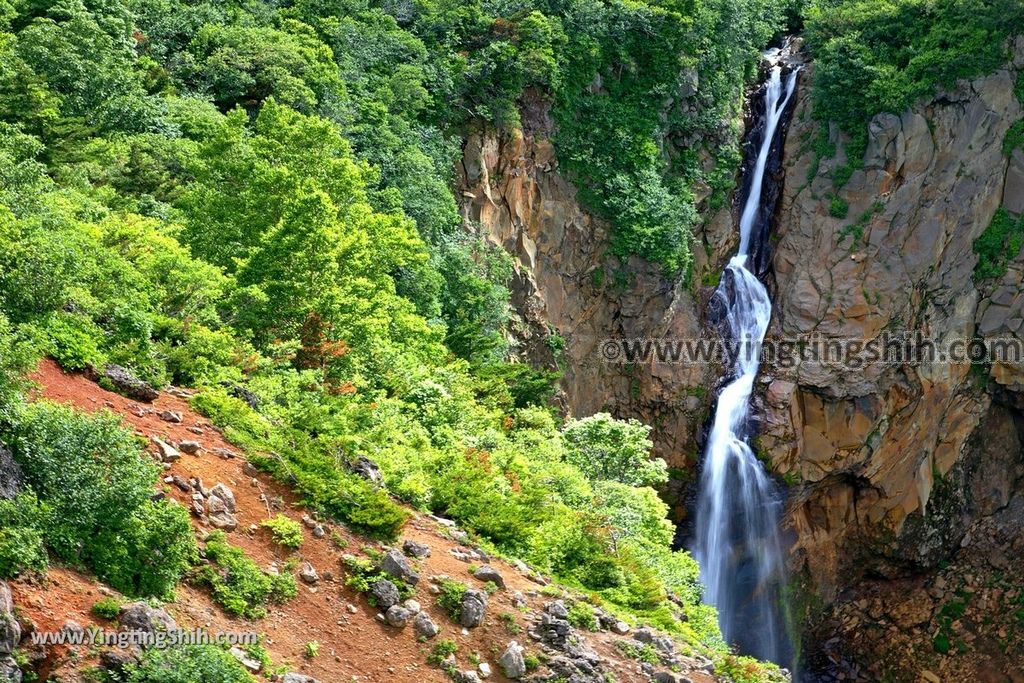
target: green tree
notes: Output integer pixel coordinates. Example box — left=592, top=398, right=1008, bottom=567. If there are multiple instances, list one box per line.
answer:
left=561, top=412, right=667, bottom=486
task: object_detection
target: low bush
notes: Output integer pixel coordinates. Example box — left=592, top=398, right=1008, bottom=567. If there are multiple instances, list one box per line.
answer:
left=122, top=644, right=254, bottom=682
left=436, top=579, right=469, bottom=621
left=91, top=597, right=122, bottom=620
left=198, top=531, right=296, bottom=618
left=0, top=492, right=47, bottom=578
left=260, top=514, right=303, bottom=549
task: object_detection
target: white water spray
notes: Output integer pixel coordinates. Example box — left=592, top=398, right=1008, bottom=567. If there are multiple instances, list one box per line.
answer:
left=693, top=65, right=799, bottom=666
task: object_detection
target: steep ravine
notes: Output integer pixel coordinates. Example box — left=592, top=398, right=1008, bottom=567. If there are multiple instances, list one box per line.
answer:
left=461, top=37, right=1024, bottom=681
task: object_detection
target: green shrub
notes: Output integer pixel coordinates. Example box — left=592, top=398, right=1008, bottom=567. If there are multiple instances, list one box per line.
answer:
left=1004, top=120, right=1024, bottom=157
left=198, top=531, right=296, bottom=618
left=974, top=207, right=1024, bottom=281
left=561, top=413, right=667, bottom=487
left=436, top=579, right=468, bottom=621
left=0, top=492, right=47, bottom=578
left=566, top=601, right=599, bottom=631
left=123, top=644, right=254, bottom=682
left=91, top=597, right=122, bottom=620
left=4, top=402, right=195, bottom=598
left=260, top=514, right=303, bottom=549
left=828, top=194, right=850, bottom=219
left=427, top=639, right=458, bottom=666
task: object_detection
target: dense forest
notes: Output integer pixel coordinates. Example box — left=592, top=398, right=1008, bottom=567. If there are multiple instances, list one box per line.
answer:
left=0, top=0, right=1022, bottom=680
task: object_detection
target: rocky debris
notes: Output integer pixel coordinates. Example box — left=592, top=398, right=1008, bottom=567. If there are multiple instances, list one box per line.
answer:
left=221, top=381, right=260, bottom=410
left=348, top=456, right=383, bottom=487
left=477, top=662, right=491, bottom=678
left=299, top=562, right=319, bottom=584
left=152, top=437, right=180, bottom=463
left=119, top=602, right=177, bottom=636
left=206, top=483, right=238, bottom=530
left=99, top=649, right=139, bottom=674
left=0, top=583, right=20, bottom=655
left=460, top=588, right=488, bottom=628
left=455, top=671, right=481, bottom=683
left=369, top=579, right=401, bottom=609
left=229, top=646, right=262, bottom=672
left=471, top=565, right=504, bottom=589
left=450, top=548, right=481, bottom=563
left=413, top=611, right=439, bottom=639
left=97, top=364, right=159, bottom=402
left=281, top=674, right=320, bottom=683
left=178, top=440, right=201, bottom=455
left=158, top=410, right=183, bottom=424
left=381, top=548, right=419, bottom=586
left=0, top=656, right=21, bottom=683
left=402, top=599, right=421, bottom=615
left=312, top=524, right=325, bottom=539
left=0, top=445, right=24, bottom=500
left=498, top=641, right=526, bottom=679
left=168, top=475, right=191, bottom=492
left=511, top=591, right=527, bottom=608
left=403, top=539, right=431, bottom=558
left=301, top=515, right=317, bottom=529
left=214, top=448, right=237, bottom=459
left=385, top=605, right=412, bottom=628
left=634, top=627, right=676, bottom=655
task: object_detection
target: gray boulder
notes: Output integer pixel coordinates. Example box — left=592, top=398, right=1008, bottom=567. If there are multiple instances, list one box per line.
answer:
left=348, top=456, right=383, bottom=487
left=369, top=579, right=401, bottom=609
left=413, top=612, right=439, bottom=639
left=100, top=364, right=159, bottom=402
left=498, top=641, right=526, bottom=679
left=281, top=674, right=320, bottom=683
left=472, top=565, right=504, bottom=589
left=119, top=602, right=177, bottom=636
left=299, top=562, right=319, bottom=584
left=0, top=446, right=23, bottom=500
left=403, top=539, right=431, bottom=558
left=0, top=655, right=21, bottom=683
left=381, top=549, right=419, bottom=586
left=385, top=605, right=412, bottom=628
left=460, top=588, right=488, bottom=628
left=0, top=583, right=20, bottom=654
left=206, top=483, right=238, bottom=530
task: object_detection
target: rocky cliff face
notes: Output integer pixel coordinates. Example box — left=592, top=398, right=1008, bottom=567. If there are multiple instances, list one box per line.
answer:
left=762, top=39, right=1024, bottom=681
left=457, top=103, right=736, bottom=480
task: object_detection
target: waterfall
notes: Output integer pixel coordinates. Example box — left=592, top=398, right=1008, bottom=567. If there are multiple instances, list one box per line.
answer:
left=693, top=64, right=799, bottom=668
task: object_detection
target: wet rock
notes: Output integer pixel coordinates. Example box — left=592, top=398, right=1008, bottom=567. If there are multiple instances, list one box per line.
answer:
left=499, top=641, right=526, bottom=679
left=99, top=364, right=159, bottom=402
left=413, top=612, right=439, bottom=639
left=472, top=565, right=504, bottom=589
left=369, top=579, right=401, bottom=609
left=460, top=589, right=488, bottom=628
left=381, top=548, right=419, bottom=586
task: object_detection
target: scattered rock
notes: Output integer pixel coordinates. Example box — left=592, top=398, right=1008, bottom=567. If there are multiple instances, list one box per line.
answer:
left=499, top=641, right=526, bottom=679
left=403, top=539, right=431, bottom=558
left=152, top=437, right=180, bottom=463
left=385, top=605, right=412, bottom=628
left=281, top=674, right=320, bottom=683
left=472, top=565, right=504, bottom=589
left=348, top=456, right=384, bottom=487
left=119, top=602, right=177, bottom=636
left=206, top=483, right=238, bottom=530
left=402, top=599, right=421, bottom=615
left=478, top=662, right=491, bottom=679
left=369, top=579, right=401, bottom=609
left=222, top=382, right=260, bottom=410
left=229, top=646, right=262, bottom=672
left=511, top=591, right=526, bottom=608
left=178, top=440, right=201, bottom=455
left=0, top=583, right=20, bottom=654
left=99, top=649, right=139, bottom=674
left=312, top=524, right=325, bottom=539
left=299, top=562, right=319, bottom=584
left=99, top=364, right=159, bottom=402
left=158, top=410, right=183, bottom=424
left=381, top=548, right=420, bottom=586
left=413, top=612, right=439, bottom=639
left=460, top=589, right=488, bottom=628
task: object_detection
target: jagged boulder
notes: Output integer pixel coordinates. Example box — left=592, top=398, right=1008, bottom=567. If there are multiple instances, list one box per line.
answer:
left=119, top=602, right=177, bottom=637
left=385, top=605, right=412, bottom=628
left=0, top=446, right=23, bottom=500
left=98, top=364, right=159, bottom=402
left=498, top=641, right=526, bottom=679
left=460, top=588, right=488, bottom=628
left=369, top=579, right=401, bottom=609
left=281, top=674, right=320, bottom=683
left=413, top=612, right=439, bottom=639
left=381, top=548, right=419, bottom=586
left=0, top=583, right=20, bottom=655
left=471, top=565, right=504, bottom=589
left=403, top=539, right=431, bottom=558
left=348, top=456, right=383, bottom=487
left=206, top=483, right=238, bottom=530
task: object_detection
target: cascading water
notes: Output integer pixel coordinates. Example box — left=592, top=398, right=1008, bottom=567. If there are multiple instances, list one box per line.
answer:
left=693, top=60, right=800, bottom=668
